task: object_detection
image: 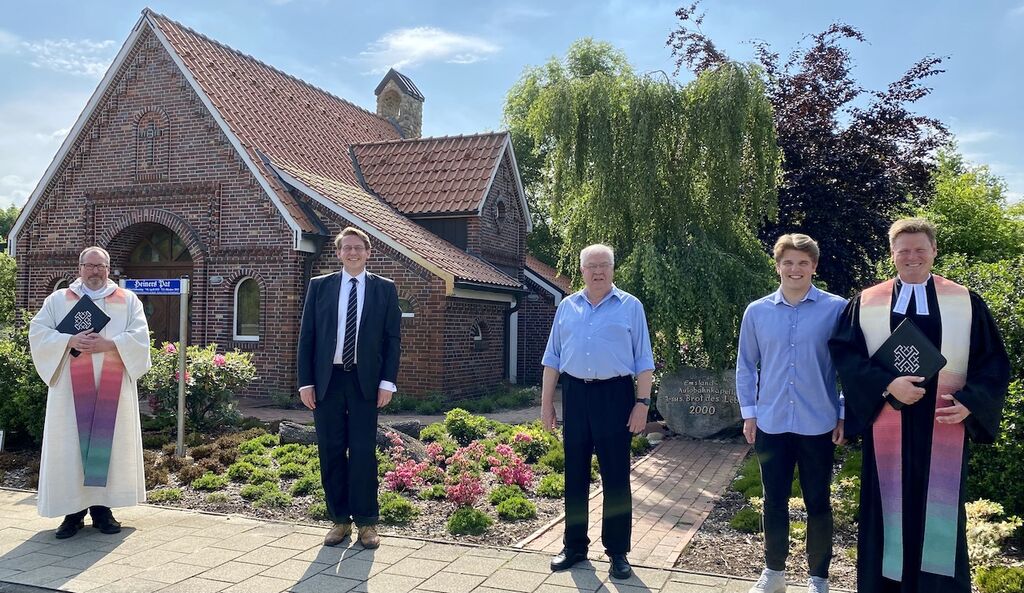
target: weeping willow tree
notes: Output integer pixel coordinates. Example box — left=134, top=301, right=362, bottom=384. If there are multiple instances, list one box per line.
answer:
left=506, top=39, right=782, bottom=369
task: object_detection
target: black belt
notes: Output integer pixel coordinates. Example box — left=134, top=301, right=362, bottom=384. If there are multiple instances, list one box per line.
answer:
left=564, top=374, right=630, bottom=385
left=333, top=363, right=357, bottom=372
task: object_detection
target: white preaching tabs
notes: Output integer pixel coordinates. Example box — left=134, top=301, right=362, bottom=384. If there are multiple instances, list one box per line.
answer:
left=894, top=277, right=930, bottom=316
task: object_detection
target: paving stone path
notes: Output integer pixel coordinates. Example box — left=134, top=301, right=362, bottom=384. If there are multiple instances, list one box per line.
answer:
left=0, top=488, right=842, bottom=593
left=518, top=439, right=750, bottom=569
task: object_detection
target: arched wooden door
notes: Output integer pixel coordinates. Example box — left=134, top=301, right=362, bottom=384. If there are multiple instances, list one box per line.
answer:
left=121, top=227, right=194, bottom=345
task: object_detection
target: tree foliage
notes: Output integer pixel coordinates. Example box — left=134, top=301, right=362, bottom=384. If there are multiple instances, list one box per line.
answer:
left=919, top=148, right=1024, bottom=263
left=0, top=205, right=19, bottom=246
left=506, top=39, right=781, bottom=368
left=0, top=253, right=15, bottom=326
left=668, top=3, right=949, bottom=295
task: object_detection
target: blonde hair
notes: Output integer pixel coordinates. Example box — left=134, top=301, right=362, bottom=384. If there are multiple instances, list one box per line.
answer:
left=773, top=234, right=819, bottom=264
left=888, top=217, right=937, bottom=248
left=334, top=226, right=371, bottom=249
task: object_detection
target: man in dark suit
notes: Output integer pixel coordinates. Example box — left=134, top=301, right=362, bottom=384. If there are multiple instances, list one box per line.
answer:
left=298, top=226, right=402, bottom=549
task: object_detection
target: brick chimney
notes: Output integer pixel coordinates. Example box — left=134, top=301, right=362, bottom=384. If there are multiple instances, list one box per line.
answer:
left=374, top=68, right=424, bottom=139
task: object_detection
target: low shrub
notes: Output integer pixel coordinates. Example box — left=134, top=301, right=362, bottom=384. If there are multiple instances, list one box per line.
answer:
left=496, top=496, right=537, bottom=521
left=590, top=456, right=600, bottom=481
left=238, top=440, right=267, bottom=456
left=290, top=473, right=323, bottom=497
left=241, top=482, right=277, bottom=500
left=537, top=474, right=565, bottom=498
left=226, top=461, right=256, bottom=482
left=444, top=408, right=488, bottom=446
left=276, top=452, right=310, bottom=467
left=447, top=507, right=493, bottom=535
left=538, top=447, right=565, bottom=473
left=376, top=448, right=396, bottom=477
left=248, top=468, right=279, bottom=486
left=419, top=485, right=447, bottom=501
left=198, top=458, right=224, bottom=474
left=380, top=494, right=420, bottom=524
left=189, top=444, right=217, bottom=460
left=191, top=472, right=228, bottom=491
left=142, top=433, right=172, bottom=449
left=489, top=484, right=525, bottom=506
left=631, top=435, right=652, bottom=456
left=731, top=455, right=763, bottom=499
left=144, top=464, right=169, bottom=490
left=278, top=463, right=308, bottom=479
left=831, top=476, right=861, bottom=529
left=239, top=454, right=272, bottom=467
left=205, top=492, right=229, bottom=504
left=729, top=506, right=762, bottom=533
left=148, top=488, right=182, bottom=503
left=976, top=565, right=1024, bottom=593
left=176, top=464, right=205, bottom=485
left=254, top=489, right=293, bottom=509
left=162, top=454, right=186, bottom=473
left=790, top=520, right=807, bottom=540
left=965, top=499, right=1023, bottom=568
left=271, top=443, right=304, bottom=460
left=307, top=502, right=329, bottom=521
left=418, top=422, right=448, bottom=443
left=446, top=473, right=485, bottom=507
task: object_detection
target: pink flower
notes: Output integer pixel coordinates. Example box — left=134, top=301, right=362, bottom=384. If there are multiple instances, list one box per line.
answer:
left=384, top=459, right=428, bottom=491
left=173, top=370, right=192, bottom=383
left=445, top=473, right=484, bottom=506
left=514, top=432, right=533, bottom=443
left=164, top=343, right=177, bottom=354
left=212, top=354, right=226, bottom=367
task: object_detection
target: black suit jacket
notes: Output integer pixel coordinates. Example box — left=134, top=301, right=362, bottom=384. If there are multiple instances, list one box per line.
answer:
left=297, top=270, right=402, bottom=401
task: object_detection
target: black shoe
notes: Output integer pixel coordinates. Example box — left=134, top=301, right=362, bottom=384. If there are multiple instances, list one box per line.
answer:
left=609, top=554, right=632, bottom=579
left=55, top=519, right=84, bottom=539
left=92, top=516, right=122, bottom=534
left=550, top=548, right=587, bottom=571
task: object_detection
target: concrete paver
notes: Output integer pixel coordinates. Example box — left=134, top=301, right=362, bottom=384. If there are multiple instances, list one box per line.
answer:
left=0, top=475, right=846, bottom=593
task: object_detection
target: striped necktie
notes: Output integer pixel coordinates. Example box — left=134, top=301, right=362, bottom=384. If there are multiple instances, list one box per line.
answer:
left=341, top=277, right=358, bottom=365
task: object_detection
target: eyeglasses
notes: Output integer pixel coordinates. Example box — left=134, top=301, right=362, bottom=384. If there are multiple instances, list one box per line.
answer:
left=583, top=262, right=612, bottom=271
left=79, top=263, right=109, bottom=271
left=340, top=245, right=367, bottom=253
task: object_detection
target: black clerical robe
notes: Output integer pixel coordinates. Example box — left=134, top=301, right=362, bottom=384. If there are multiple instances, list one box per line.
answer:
left=828, top=277, right=1009, bottom=593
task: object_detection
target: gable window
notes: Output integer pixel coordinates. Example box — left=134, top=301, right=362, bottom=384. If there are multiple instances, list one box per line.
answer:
left=398, top=298, right=415, bottom=318
left=234, top=278, right=260, bottom=341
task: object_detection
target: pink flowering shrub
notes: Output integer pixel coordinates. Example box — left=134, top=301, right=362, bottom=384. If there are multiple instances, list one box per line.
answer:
left=425, top=442, right=448, bottom=465
left=489, top=443, right=534, bottom=488
left=384, top=459, right=429, bottom=492
left=139, top=342, right=255, bottom=430
left=446, top=441, right=486, bottom=479
left=446, top=473, right=485, bottom=506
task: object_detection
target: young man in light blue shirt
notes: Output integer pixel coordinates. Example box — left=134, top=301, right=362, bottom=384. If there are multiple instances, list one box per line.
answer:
left=736, top=234, right=847, bottom=593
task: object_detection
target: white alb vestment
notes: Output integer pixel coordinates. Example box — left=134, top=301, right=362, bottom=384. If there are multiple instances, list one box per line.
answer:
left=29, top=279, right=151, bottom=517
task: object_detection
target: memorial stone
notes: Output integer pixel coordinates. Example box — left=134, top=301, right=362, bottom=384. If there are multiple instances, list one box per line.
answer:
left=656, top=367, right=742, bottom=439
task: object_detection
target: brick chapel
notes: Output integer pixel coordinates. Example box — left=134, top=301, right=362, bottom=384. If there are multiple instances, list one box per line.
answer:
left=7, top=9, right=573, bottom=399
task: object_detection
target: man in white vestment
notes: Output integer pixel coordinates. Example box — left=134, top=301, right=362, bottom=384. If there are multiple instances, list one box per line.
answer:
left=29, top=246, right=151, bottom=539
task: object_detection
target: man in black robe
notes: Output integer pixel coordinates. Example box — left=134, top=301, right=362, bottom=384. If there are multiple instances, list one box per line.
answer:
left=829, top=218, right=1009, bottom=593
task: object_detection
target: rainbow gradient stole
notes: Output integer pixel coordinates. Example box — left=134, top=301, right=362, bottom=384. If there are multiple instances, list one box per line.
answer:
left=66, top=288, right=127, bottom=487
left=859, top=275, right=971, bottom=580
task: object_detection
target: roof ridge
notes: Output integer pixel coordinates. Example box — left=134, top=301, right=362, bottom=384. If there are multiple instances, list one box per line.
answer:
left=352, top=130, right=508, bottom=148
left=143, top=8, right=391, bottom=128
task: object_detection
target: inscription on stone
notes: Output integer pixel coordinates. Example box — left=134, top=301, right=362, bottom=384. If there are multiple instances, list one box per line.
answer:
left=656, top=367, right=741, bottom=439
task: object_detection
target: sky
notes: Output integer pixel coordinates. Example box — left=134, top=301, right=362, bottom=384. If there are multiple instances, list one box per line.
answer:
left=1, top=0, right=1022, bottom=211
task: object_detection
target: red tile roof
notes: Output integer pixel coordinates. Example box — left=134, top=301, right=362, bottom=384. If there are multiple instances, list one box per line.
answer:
left=274, top=161, right=521, bottom=289
left=526, top=255, right=573, bottom=294
left=146, top=10, right=521, bottom=290
left=352, top=133, right=508, bottom=216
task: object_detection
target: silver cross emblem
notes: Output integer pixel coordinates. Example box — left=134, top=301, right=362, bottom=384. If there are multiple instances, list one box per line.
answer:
left=74, top=311, right=92, bottom=331
left=893, top=344, right=920, bottom=374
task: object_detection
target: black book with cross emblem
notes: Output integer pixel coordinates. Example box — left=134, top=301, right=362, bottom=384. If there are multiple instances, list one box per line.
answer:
left=56, top=295, right=111, bottom=357
left=871, top=318, right=947, bottom=410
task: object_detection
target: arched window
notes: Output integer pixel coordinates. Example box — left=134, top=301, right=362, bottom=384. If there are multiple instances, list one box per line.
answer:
left=53, top=278, right=69, bottom=291
left=470, top=321, right=487, bottom=351
left=398, top=298, right=415, bottom=318
left=234, top=278, right=260, bottom=341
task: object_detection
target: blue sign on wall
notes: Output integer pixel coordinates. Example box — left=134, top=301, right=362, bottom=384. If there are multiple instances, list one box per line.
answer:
left=123, top=279, right=184, bottom=295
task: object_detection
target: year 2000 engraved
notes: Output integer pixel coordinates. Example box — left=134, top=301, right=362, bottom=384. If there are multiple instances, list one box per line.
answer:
left=688, top=405, right=716, bottom=415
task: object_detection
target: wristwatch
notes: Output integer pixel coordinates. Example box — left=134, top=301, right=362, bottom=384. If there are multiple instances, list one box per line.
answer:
left=635, top=398, right=651, bottom=406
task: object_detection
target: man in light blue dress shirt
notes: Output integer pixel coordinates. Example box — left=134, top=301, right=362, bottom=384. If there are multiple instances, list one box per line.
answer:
left=541, top=243, right=655, bottom=581
left=736, top=234, right=847, bottom=593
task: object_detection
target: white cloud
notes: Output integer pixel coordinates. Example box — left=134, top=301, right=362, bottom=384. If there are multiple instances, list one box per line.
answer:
left=0, top=91, right=90, bottom=209
left=955, top=129, right=997, bottom=146
left=1011, top=4, right=1024, bottom=17
left=358, top=27, right=500, bottom=73
left=0, top=28, right=115, bottom=78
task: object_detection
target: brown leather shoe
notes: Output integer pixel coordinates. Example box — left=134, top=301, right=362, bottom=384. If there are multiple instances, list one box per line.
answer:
left=323, top=522, right=352, bottom=546
left=358, top=525, right=380, bottom=549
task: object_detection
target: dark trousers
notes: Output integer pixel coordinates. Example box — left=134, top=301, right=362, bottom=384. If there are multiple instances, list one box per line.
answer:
left=561, top=374, right=634, bottom=555
left=64, top=506, right=112, bottom=523
left=313, top=366, right=379, bottom=526
left=754, top=428, right=834, bottom=577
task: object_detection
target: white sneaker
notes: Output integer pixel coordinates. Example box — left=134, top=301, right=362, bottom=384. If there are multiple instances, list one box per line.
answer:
left=749, top=568, right=786, bottom=593
left=807, top=576, right=828, bottom=593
